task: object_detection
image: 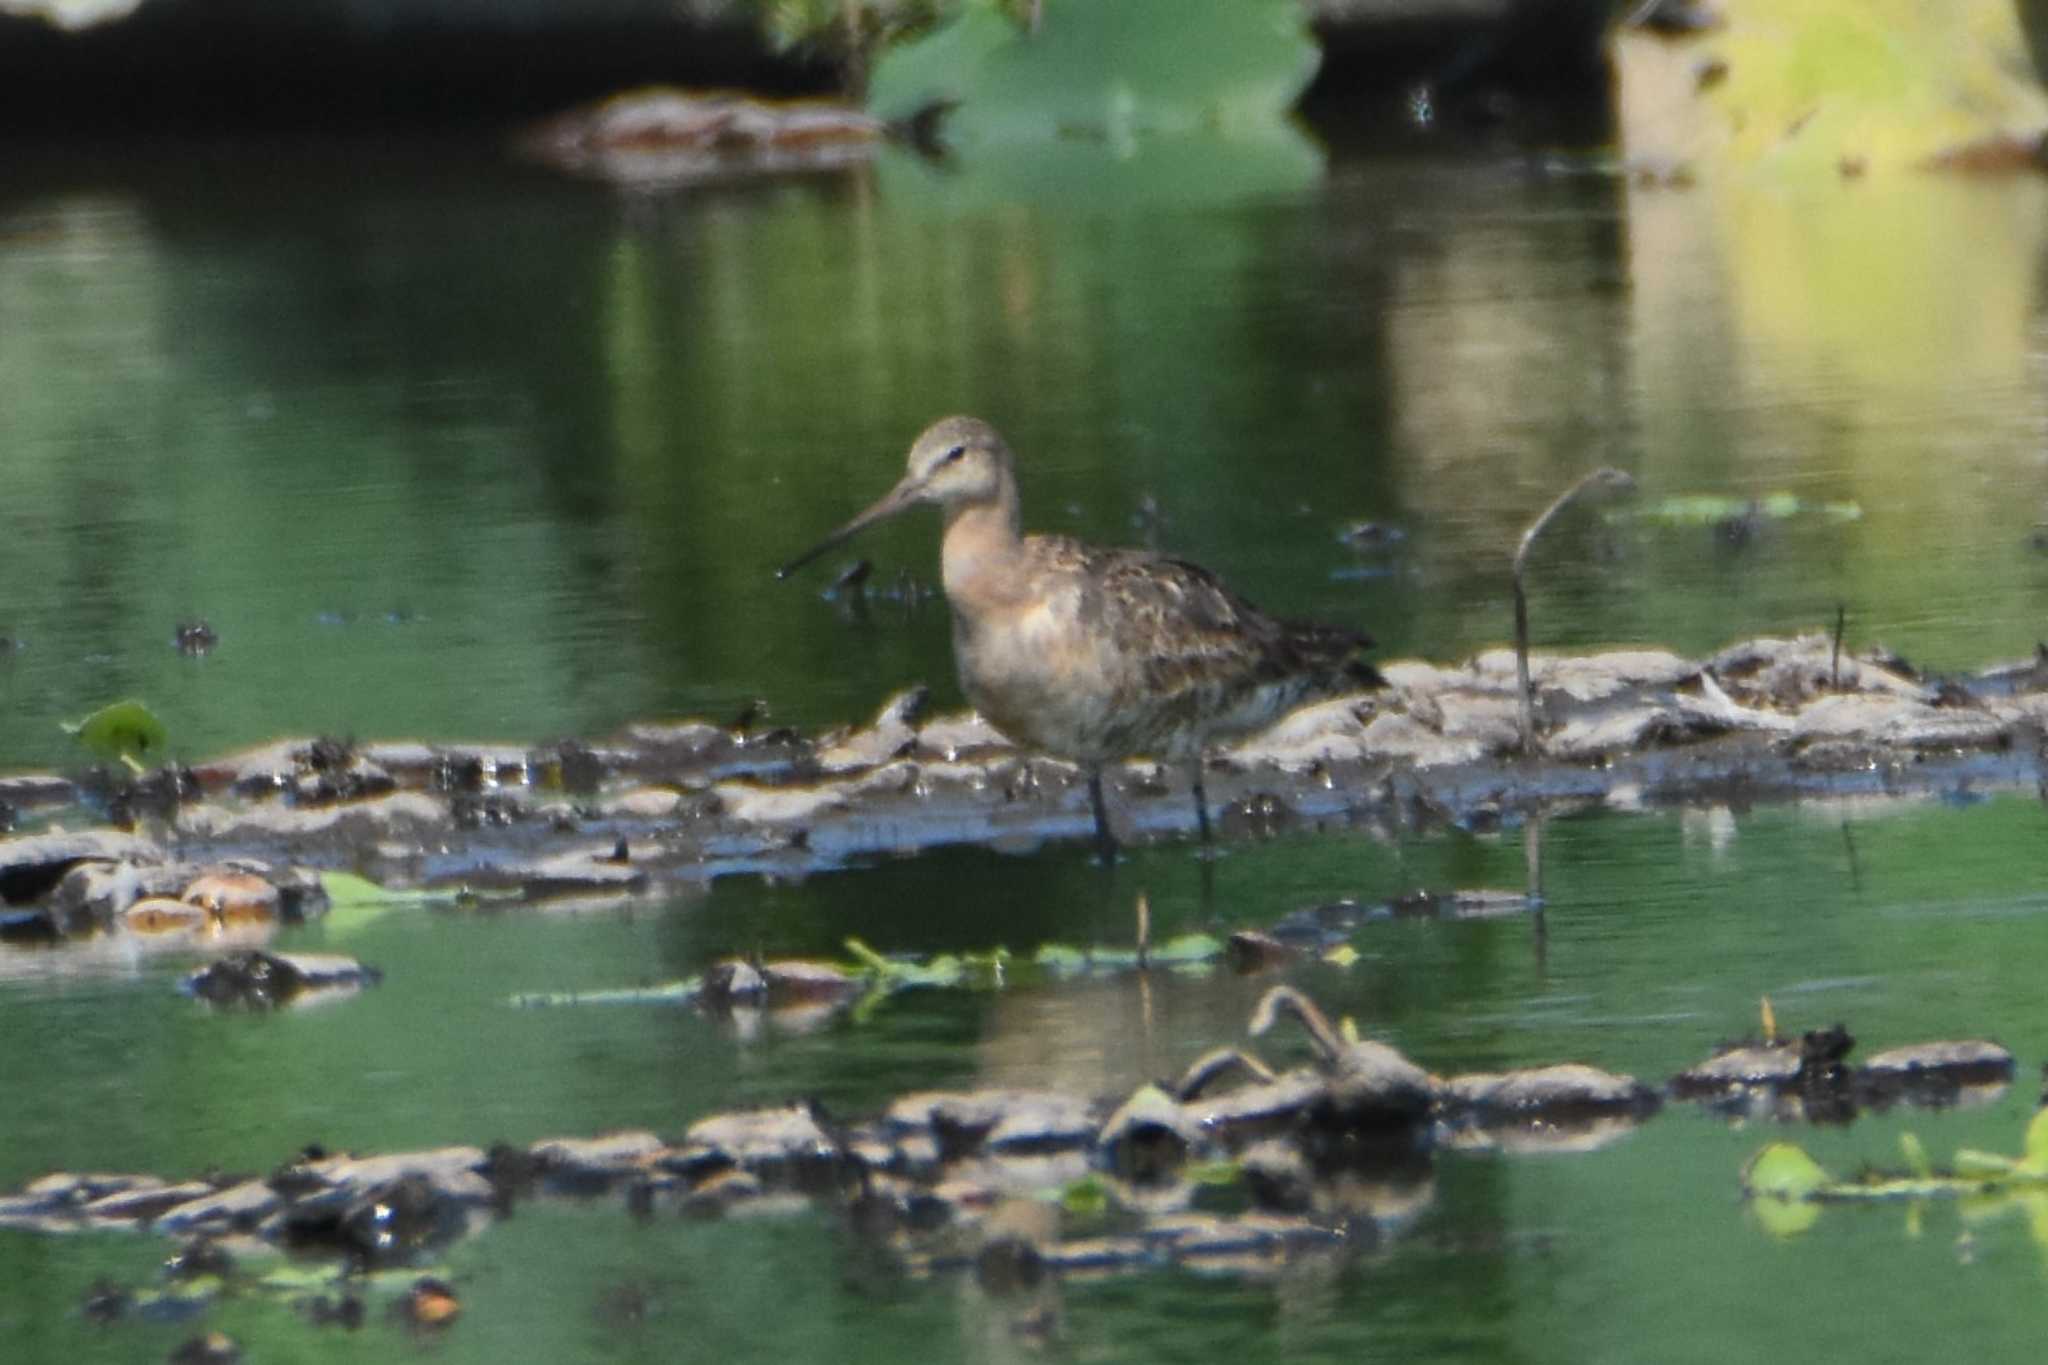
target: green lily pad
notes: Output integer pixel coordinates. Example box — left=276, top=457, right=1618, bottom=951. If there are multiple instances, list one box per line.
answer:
left=1743, top=1142, right=1831, bottom=1200
left=61, top=698, right=167, bottom=766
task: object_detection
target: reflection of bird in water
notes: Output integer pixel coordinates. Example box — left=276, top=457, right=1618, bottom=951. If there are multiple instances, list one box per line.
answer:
left=779, top=416, right=1384, bottom=860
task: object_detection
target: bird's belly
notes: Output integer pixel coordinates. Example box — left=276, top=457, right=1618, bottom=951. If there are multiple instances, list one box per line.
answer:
left=953, top=608, right=1128, bottom=763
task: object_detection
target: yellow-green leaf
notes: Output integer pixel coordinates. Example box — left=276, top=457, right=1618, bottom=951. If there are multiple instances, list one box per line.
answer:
left=62, top=699, right=167, bottom=764
left=1744, top=1142, right=1830, bottom=1200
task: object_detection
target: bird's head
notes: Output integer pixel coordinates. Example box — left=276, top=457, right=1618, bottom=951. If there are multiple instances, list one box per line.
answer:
left=777, top=415, right=1015, bottom=579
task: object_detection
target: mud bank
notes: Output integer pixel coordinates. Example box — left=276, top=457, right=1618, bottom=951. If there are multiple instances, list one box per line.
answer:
left=0, top=985, right=2011, bottom=1305
left=2, top=634, right=2045, bottom=933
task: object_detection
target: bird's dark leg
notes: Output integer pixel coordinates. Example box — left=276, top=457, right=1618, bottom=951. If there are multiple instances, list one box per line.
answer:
left=1087, top=767, right=1118, bottom=865
left=1188, top=759, right=1213, bottom=844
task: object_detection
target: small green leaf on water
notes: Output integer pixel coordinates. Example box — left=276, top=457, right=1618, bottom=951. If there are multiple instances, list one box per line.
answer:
left=1060, top=1175, right=1109, bottom=1218
left=843, top=937, right=894, bottom=974
left=62, top=698, right=167, bottom=764
left=258, top=1263, right=345, bottom=1292
left=1034, top=943, right=1091, bottom=972
left=1900, top=1132, right=1933, bottom=1180
left=1953, top=1148, right=2018, bottom=1180
left=1151, top=933, right=1223, bottom=964
left=1186, top=1159, right=1242, bottom=1187
left=1744, top=1142, right=1830, bottom=1200
left=1619, top=494, right=1809, bottom=527
left=1321, top=944, right=1360, bottom=968
left=320, top=872, right=439, bottom=908
left=2020, top=1109, right=2048, bottom=1174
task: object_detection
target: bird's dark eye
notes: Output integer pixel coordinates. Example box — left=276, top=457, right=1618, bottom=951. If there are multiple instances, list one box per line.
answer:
left=941, top=445, right=966, bottom=465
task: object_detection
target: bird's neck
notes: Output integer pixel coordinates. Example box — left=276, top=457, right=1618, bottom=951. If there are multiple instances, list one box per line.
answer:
left=940, top=478, right=1027, bottom=615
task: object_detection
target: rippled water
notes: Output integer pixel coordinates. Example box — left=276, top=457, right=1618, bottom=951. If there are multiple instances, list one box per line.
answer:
left=6, top=126, right=2048, bottom=1362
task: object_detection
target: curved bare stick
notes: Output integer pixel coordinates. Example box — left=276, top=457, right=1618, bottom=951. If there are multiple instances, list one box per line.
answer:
left=1513, top=467, right=1637, bottom=755
left=1173, top=1046, right=1278, bottom=1102
left=1248, top=985, right=1345, bottom=1065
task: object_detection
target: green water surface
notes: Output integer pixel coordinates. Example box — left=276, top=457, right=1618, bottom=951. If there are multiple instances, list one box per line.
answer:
left=6, top=115, right=2048, bottom=1363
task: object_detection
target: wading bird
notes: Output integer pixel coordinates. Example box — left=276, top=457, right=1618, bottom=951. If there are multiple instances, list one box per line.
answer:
left=778, top=416, right=1382, bottom=860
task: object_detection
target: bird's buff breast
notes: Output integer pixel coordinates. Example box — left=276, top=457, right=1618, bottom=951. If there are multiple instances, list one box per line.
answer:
left=950, top=599, right=1125, bottom=763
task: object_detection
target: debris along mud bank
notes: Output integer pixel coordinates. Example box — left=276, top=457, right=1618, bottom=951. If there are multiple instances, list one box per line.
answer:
left=4, top=632, right=2048, bottom=923
left=0, top=989, right=2012, bottom=1309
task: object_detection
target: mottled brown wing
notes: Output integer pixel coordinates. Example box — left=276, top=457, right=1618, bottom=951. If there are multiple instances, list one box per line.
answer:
left=1081, top=545, right=1374, bottom=698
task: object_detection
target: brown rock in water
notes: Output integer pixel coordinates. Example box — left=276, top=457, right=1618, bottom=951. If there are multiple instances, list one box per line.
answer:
left=527, top=1131, right=667, bottom=1193
left=1439, top=1065, right=1661, bottom=1151
left=1225, top=929, right=1298, bottom=972
left=1440, top=1064, right=1659, bottom=1120
left=517, top=846, right=649, bottom=900
left=56, top=860, right=183, bottom=929
left=1858, top=1040, right=2015, bottom=1109
left=120, top=896, right=212, bottom=941
left=1670, top=1040, right=1806, bottom=1094
left=884, top=1090, right=1096, bottom=1161
left=289, top=1147, right=496, bottom=1206
left=666, top=1105, right=842, bottom=1190
left=182, top=871, right=280, bottom=925
left=1671, top=1024, right=1858, bottom=1123
left=1860, top=1039, right=2013, bottom=1083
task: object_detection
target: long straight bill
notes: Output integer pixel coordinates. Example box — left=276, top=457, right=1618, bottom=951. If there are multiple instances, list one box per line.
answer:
left=775, top=475, right=925, bottom=580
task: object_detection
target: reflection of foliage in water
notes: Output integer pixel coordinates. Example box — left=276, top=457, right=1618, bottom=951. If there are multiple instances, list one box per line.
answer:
left=868, top=0, right=1318, bottom=138
left=1746, top=1110, right=2048, bottom=1248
